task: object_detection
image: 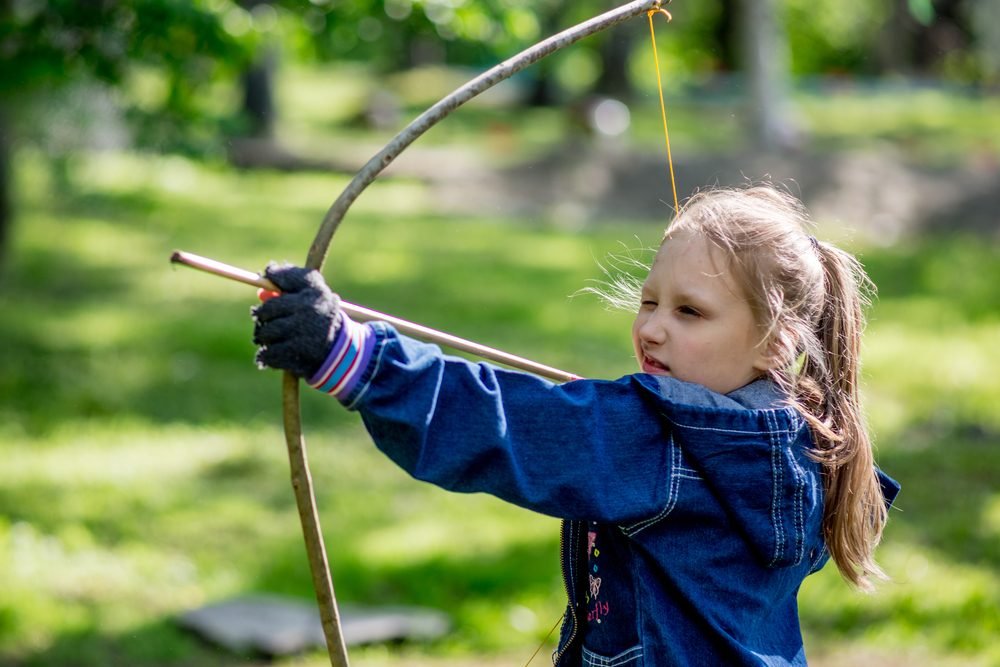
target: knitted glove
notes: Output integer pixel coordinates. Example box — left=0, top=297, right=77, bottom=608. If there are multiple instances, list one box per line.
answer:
left=252, top=264, right=341, bottom=379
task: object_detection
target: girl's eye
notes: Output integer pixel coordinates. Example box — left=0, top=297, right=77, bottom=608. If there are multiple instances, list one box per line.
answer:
left=677, top=305, right=702, bottom=317
left=640, top=300, right=658, bottom=309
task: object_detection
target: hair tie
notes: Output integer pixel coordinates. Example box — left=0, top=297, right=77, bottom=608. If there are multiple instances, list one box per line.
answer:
left=809, top=235, right=821, bottom=252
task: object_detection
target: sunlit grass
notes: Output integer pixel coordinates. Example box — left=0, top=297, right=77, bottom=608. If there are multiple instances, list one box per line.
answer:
left=1, top=145, right=997, bottom=666
left=270, top=64, right=1000, bottom=167
left=797, top=87, right=1000, bottom=162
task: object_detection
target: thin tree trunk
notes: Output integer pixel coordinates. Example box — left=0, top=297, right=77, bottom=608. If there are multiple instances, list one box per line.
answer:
left=0, top=106, right=11, bottom=266
left=877, top=0, right=916, bottom=74
left=595, top=22, right=639, bottom=100
left=241, top=48, right=277, bottom=139
left=238, top=0, right=277, bottom=138
left=713, top=0, right=738, bottom=71
left=738, top=0, right=800, bottom=151
left=526, top=4, right=566, bottom=106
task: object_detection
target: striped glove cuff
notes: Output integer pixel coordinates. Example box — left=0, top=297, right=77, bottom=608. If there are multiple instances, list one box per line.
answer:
left=307, top=314, right=375, bottom=399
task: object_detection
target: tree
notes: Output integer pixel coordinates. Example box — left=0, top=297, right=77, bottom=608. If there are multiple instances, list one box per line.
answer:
left=737, top=0, right=800, bottom=151
left=0, top=0, right=247, bottom=263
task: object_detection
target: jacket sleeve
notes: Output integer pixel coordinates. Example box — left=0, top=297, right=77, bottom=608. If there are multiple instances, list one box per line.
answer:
left=339, top=323, right=675, bottom=523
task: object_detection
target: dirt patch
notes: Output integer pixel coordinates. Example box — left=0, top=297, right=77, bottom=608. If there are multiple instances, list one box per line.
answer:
left=412, top=141, right=1000, bottom=241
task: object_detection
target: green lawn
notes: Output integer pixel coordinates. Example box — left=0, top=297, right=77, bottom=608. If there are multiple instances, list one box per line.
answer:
left=1, top=122, right=997, bottom=666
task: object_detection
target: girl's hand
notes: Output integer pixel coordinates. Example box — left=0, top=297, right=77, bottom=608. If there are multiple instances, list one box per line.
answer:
left=251, top=264, right=342, bottom=379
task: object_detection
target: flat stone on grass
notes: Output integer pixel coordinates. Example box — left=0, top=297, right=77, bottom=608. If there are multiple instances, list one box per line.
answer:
left=178, top=595, right=450, bottom=656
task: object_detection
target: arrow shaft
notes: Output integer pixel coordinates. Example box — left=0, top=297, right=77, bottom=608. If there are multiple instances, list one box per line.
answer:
left=171, top=250, right=580, bottom=383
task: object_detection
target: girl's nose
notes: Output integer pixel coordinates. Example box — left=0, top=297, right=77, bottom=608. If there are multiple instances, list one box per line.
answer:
left=636, top=313, right=667, bottom=345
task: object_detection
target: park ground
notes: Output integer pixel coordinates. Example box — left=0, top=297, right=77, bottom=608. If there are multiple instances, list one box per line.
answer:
left=1, top=69, right=998, bottom=666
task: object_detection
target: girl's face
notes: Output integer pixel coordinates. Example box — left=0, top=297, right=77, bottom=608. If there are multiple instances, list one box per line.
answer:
left=632, top=230, right=771, bottom=395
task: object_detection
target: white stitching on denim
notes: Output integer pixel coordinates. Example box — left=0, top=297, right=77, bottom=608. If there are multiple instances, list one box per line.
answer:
left=766, top=411, right=785, bottom=567
left=675, top=464, right=702, bottom=481
left=788, top=438, right=807, bottom=565
left=569, top=521, right=582, bottom=615
left=674, top=424, right=796, bottom=435
left=622, top=433, right=680, bottom=537
left=810, top=544, right=829, bottom=572
left=664, top=413, right=798, bottom=436
left=582, top=645, right=644, bottom=666
left=568, top=521, right=577, bottom=606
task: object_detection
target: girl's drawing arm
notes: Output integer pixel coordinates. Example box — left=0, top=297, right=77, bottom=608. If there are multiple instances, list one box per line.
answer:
left=251, top=265, right=679, bottom=522
left=329, top=318, right=676, bottom=524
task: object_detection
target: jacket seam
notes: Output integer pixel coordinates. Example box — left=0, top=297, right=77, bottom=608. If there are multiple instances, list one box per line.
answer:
left=666, top=415, right=798, bottom=436
left=621, top=432, right=679, bottom=537
left=582, top=645, right=644, bottom=666
left=810, top=544, right=829, bottom=572
left=788, top=430, right=807, bottom=565
left=766, top=410, right=785, bottom=567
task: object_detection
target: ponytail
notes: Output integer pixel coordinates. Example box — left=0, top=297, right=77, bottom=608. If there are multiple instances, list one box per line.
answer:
left=794, top=241, right=888, bottom=591
left=631, top=185, right=891, bottom=590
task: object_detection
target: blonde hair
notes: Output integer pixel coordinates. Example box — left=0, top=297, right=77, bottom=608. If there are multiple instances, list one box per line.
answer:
left=620, top=185, right=888, bottom=590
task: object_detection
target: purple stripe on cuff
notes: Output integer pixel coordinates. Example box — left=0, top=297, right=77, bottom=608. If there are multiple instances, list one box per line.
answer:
left=308, top=315, right=374, bottom=399
left=332, top=327, right=375, bottom=398
left=315, top=325, right=361, bottom=393
left=309, top=324, right=353, bottom=388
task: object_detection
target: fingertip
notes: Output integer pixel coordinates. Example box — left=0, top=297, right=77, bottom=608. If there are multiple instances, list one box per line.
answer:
left=257, top=288, right=281, bottom=302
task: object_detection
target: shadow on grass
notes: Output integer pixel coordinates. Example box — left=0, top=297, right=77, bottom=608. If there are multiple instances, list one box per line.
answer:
left=861, top=235, right=1000, bottom=324
left=1, top=186, right=631, bottom=435
left=879, top=421, right=999, bottom=567
left=8, top=617, right=258, bottom=667
left=253, top=534, right=561, bottom=612
left=801, top=421, right=999, bottom=659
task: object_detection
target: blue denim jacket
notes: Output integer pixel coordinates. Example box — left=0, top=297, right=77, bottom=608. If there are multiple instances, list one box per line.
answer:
left=334, top=323, right=900, bottom=666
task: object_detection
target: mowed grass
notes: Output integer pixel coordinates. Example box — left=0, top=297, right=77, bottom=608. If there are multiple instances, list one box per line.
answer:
left=0, top=148, right=997, bottom=667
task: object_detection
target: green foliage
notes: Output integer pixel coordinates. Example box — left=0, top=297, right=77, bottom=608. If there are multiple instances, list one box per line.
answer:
left=0, top=0, right=256, bottom=157
left=2, top=63, right=1000, bottom=664
left=784, top=0, right=893, bottom=75
left=0, top=0, right=247, bottom=96
left=1, top=137, right=997, bottom=666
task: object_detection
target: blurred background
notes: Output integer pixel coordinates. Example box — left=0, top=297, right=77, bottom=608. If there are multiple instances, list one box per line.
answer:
left=0, top=1, right=998, bottom=665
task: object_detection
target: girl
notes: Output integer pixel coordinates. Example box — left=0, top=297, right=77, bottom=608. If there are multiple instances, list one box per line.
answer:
left=252, top=185, right=899, bottom=666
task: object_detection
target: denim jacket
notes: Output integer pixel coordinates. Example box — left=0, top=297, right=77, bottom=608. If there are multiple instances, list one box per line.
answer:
left=331, top=323, right=900, bottom=666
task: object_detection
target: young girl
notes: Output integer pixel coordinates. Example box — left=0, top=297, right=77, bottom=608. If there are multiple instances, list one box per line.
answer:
left=252, top=185, right=899, bottom=666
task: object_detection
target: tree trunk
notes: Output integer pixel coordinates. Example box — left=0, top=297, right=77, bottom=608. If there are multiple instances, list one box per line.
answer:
left=237, top=0, right=277, bottom=138
left=0, top=107, right=11, bottom=266
left=737, top=0, right=800, bottom=151
left=526, top=3, right=566, bottom=107
left=713, top=0, right=739, bottom=71
left=912, top=0, right=969, bottom=72
left=241, top=47, right=277, bottom=139
left=595, top=22, right=638, bottom=100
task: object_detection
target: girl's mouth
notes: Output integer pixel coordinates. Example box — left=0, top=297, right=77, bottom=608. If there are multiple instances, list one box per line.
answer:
left=642, top=354, right=670, bottom=375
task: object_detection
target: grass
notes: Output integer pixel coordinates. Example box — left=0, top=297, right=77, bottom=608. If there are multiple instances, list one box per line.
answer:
left=2, top=73, right=999, bottom=665
left=277, top=63, right=1000, bottom=167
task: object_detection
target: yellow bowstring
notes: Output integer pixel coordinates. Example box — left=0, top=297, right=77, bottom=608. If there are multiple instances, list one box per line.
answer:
left=648, top=7, right=679, bottom=217
left=524, top=12, right=679, bottom=667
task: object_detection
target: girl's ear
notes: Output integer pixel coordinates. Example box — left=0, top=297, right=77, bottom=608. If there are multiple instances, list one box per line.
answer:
left=754, top=327, right=796, bottom=373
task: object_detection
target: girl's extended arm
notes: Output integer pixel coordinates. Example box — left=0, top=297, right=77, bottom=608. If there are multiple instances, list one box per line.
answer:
left=347, top=323, right=675, bottom=523
left=252, top=265, right=676, bottom=523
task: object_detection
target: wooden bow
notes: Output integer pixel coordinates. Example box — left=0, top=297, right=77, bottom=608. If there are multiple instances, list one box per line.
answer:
left=282, top=2, right=665, bottom=664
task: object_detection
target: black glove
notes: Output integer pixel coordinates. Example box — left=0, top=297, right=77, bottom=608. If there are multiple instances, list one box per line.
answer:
left=252, top=264, right=342, bottom=379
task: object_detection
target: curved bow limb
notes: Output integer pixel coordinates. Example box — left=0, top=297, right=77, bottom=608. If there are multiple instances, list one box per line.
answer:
left=305, top=0, right=665, bottom=270
left=285, top=2, right=666, bottom=665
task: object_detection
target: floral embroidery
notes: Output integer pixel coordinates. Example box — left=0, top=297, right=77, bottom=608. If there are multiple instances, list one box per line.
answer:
left=586, top=523, right=611, bottom=624
left=590, top=574, right=602, bottom=599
